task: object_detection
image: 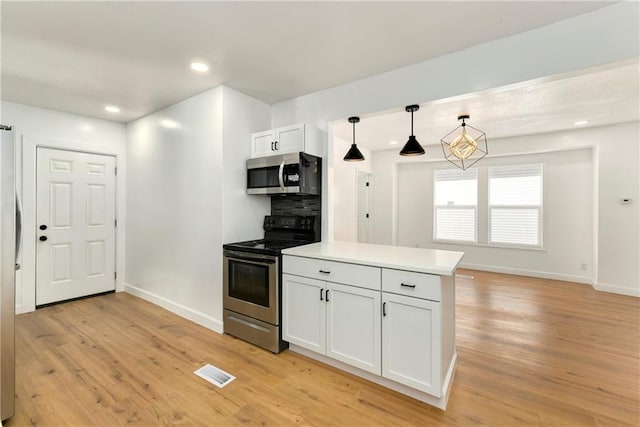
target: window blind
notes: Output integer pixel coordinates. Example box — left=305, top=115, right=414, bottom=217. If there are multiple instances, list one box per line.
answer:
left=489, top=164, right=543, bottom=246
left=434, top=168, right=477, bottom=242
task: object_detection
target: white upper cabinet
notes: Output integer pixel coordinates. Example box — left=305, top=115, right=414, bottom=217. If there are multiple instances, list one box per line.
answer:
left=251, top=129, right=277, bottom=157
left=250, top=123, right=323, bottom=158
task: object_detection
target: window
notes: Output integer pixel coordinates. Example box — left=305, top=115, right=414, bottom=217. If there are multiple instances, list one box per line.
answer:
left=489, top=164, right=543, bottom=246
left=433, top=168, right=477, bottom=242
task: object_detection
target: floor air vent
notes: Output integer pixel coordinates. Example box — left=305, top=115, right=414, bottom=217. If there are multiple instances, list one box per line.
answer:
left=194, top=363, right=236, bottom=388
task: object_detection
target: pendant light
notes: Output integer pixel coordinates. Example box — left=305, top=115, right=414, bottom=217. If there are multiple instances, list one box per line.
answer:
left=440, top=115, right=488, bottom=170
left=399, top=105, right=425, bottom=156
left=343, top=116, right=365, bottom=162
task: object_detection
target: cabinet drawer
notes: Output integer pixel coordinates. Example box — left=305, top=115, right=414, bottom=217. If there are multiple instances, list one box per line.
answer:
left=382, top=269, right=441, bottom=301
left=283, top=255, right=381, bottom=291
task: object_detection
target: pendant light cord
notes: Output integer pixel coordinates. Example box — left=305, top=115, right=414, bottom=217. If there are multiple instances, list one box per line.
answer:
left=353, top=120, right=356, bottom=143
left=411, top=110, right=414, bottom=136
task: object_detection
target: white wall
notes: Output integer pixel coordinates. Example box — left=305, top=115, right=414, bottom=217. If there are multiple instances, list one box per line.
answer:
left=395, top=148, right=593, bottom=284
left=372, top=122, right=639, bottom=295
left=332, top=137, right=372, bottom=242
left=596, top=121, right=640, bottom=295
left=270, top=3, right=639, bottom=296
left=221, top=86, right=271, bottom=244
left=125, top=86, right=271, bottom=333
left=0, top=100, right=126, bottom=313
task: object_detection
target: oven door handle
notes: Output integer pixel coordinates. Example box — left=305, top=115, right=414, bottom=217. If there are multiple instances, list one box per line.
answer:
left=224, top=253, right=277, bottom=265
left=278, top=160, right=285, bottom=191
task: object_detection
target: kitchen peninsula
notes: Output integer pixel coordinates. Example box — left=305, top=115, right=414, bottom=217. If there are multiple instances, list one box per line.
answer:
left=281, top=241, right=464, bottom=410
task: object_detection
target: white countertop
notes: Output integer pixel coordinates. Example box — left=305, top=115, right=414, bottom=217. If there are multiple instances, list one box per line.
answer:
left=282, top=241, right=464, bottom=276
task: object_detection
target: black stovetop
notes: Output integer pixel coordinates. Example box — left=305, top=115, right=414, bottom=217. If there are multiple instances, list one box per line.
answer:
left=223, top=239, right=310, bottom=255
left=223, top=215, right=320, bottom=256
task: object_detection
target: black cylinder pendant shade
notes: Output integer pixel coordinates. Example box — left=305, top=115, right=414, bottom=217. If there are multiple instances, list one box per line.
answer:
left=400, top=105, right=425, bottom=156
left=343, top=116, right=365, bottom=162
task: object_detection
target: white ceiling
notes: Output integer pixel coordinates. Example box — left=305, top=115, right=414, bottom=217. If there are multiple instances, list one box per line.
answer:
left=333, top=62, right=640, bottom=151
left=0, top=1, right=615, bottom=123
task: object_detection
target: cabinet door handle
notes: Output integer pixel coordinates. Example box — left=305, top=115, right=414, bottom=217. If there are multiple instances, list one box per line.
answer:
left=274, top=140, right=279, bottom=150
left=271, top=141, right=275, bottom=151
left=319, top=270, right=331, bottom=274
left=325, top=289, right=330, bottom=301
left=320, top=288, right=324, bottom=301
left=400, top=283, right=416, bottom=288
left=382, top=302, right=387, bottom=317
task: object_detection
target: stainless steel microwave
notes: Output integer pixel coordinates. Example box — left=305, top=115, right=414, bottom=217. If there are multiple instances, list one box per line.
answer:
left=247, top=152, right=321, bottom=195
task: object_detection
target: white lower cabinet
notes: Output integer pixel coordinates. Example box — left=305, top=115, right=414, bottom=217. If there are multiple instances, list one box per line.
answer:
left=382, top=292, right=441, bottom=397
left=282, top=246, right=460, bottom=409
left=326, top=282, right=381, bottom=374
left=282, top=254, right=455, bottom=407
left=283, top=274, right=381, bottom=374
left=282, top=275, right=325, bottom=354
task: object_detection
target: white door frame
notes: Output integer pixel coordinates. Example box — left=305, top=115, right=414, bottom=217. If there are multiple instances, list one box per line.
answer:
left=355, top=170, right=373, bottom=244
left=19, top=134, right=125, bottom=313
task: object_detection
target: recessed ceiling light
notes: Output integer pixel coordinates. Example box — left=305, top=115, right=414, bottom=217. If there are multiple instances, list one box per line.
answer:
left=105, top=105, right=120, bottom=113
left=390, top=140, right=399, bottom=145
left=574, top=120, right=590, bottom=126
left=190, top=62, right=209, bottom=72
left=161, top=119, right=180, bottom=129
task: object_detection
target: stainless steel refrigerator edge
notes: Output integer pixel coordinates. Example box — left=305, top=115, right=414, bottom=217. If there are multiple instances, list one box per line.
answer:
left=1, top=125, right=20, bottom=421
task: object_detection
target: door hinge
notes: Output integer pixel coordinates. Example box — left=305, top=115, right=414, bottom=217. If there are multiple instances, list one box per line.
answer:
left=115, top=219, right=117, bottom=227
left=114, top=272, right=117, bottom=280
left=115, top=167, right=118, bottom=175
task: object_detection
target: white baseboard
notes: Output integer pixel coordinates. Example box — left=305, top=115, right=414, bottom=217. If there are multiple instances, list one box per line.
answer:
left=593, top=283, right=640, bottom=297
left=458, top=262, right=593, bottom=285
left=15, top=304, right=29, bottom=315
left=289, top=344, right=455, bottom=410
left=125, top=283, right=223, bottom=333
left=459, top=263, right=639, bottom=297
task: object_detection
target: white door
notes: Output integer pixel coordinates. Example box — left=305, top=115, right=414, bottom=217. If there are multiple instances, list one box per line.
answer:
left=325, top=282, right=381, bottom=374
left=356, top=172, right=372, bottom=243
left=275, top=123, right=304, bottom=154
left=382, top=293, right=442, bottom=396
left=36, top=148, right=116, bottom=305
left=282, top=274, right=326, bottom=353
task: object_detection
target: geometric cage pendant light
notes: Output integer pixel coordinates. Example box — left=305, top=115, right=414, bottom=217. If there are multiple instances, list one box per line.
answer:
left=343, top=116, right=365, bottom=162
left=399, top=104, right=425, bottom=156
left=440, top=115, right=488, bottom=170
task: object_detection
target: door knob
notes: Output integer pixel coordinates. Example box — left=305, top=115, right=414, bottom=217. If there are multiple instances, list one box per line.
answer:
left=39, top=236, right=48, bottom=241
left=39, top=224, right=47, bottom=230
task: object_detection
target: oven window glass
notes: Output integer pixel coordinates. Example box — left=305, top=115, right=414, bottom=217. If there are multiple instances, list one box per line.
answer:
left=228, top=259, right=270, bottom=307
left=247, top=166, right=281, bottom=189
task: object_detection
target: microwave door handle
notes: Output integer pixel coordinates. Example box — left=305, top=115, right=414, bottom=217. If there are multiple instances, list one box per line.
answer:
left=278, top=161, right=285, bottom=191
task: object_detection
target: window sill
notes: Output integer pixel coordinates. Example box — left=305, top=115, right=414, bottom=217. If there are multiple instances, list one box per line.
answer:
left=431, top=239, right=546, bottom=252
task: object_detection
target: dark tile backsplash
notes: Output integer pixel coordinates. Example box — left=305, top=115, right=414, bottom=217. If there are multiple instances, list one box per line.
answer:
left=271, top=195, right=321, bottom=217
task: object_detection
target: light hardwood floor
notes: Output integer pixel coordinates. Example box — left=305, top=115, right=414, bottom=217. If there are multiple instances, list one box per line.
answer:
left=6, top=270, right=640, bottom=426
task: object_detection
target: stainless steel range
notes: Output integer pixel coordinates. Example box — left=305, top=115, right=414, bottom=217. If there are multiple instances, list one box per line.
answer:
left=223, top=215, right=320, bottom=353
